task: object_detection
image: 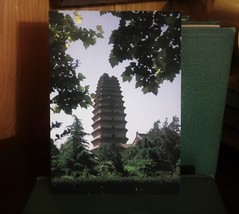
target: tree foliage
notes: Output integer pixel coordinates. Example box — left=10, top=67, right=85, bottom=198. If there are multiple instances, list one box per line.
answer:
left=123, top=117, right=180, bottom=177
left=49, top=11, right=104, bottom=114
left=96, top=143, right=124, bottom=174
left=57, top=115, right=96, bottom=177
left=104, top=11, right=181, bottom=95
left=96, top=160, right=118, bottom=177
left=51, top=139, right=61, bottom=177
left=147, top=116, right=180, bottom=166
left=53, top=116, right=180, bottom=178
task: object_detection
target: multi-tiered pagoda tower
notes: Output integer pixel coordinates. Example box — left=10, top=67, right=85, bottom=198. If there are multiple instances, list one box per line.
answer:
left=91, top=73, right=128, bottom=150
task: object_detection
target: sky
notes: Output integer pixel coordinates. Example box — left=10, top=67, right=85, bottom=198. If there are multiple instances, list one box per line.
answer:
left=50, top=11, right=181, bottom=149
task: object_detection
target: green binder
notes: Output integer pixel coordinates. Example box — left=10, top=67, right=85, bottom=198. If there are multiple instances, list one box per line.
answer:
left=181, top=27, right=235, bottom=175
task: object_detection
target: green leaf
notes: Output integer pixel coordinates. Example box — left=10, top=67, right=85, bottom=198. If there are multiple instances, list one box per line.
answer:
left=135, top=79, right=143, bottom=88
left=84, top=95, right=92, bottom=106
left=80, top=102, right=88, bottom=109
left=91, top=93, right=96, bottom=99
left=109, top=54, right=119, bottom=68
left=142, top=86, right=149, bottom=94
left=122, top=73, right=132, bottom=82
left=78, top=73, right=86, bottom=81
left=151, top=86, right=158, bottom=95
left=84, top=85, right=90, bottom=92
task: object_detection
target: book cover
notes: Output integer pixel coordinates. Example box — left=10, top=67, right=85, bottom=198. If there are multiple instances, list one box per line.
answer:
left=49, top=11, right=181, bottom=193
left=181, top=27, right=235, bottom=175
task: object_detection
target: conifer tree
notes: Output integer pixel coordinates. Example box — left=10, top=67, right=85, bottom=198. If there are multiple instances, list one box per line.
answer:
left=58, top=115, right=96, bottom=177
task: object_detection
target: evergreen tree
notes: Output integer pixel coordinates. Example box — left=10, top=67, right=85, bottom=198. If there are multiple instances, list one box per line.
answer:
left=50, top=139, right=61, bottom=177
left=58, top=115, right=96, bottom=177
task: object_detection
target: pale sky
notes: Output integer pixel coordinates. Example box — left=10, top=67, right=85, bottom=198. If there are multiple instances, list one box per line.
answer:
left=51, top=11, right=181, bottom=149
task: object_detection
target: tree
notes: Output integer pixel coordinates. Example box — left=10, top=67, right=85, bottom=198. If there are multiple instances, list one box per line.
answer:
left=104, top=11, right=181, bottom=95
left=58, top=115, right=96, bottom=177
left=96, top=143, right=124, bottom=175
left=122, top=138, right=159, bottom=177
left=122, top=117, right=180, bottom=176
left=50, top=139, right=61, bottom=177
left=147, top=117, right=180, bottom=168
left=96, top=160, right=118, bottom=177
left=49, top=11, right=104, bottom=115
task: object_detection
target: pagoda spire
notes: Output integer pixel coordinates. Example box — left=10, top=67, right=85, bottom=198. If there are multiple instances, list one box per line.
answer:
left=91, top=73, right=128, bottom=150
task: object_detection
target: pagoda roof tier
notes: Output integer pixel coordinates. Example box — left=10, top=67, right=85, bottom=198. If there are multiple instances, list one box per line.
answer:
left=92, top=127, right=128, bottom=137
left=97, top=81, right=120, bottom=88
left=93, top=105, right=125, bottom=115
left=97, top=74, right=119, bottom=84
left=95, top=86, right=121, bottom=91
left=92, top=111, right=127, bottom=121
left=92, top=119, right=127, bottom=128
left=92, top=105, right=126, bottom=114
left=94, top=95, right=124, bottom=102
left=92, top=116, right=127, bottom=126
left=92, top=125, right=127, bottom=132
left=95, top=92, right=123, bottom=100
left=91, top=136, right=128, bottom=146
left=93, top=100, right=125, bottom=109
left=93, top=108, right=127, bottom=113
left=92, top=107, right=126, bottom=116
left=97, top=75, right=119, bottom=81
left=93, top=100, right=125, bottom=108
left=95, top=91, right=122, bottom=99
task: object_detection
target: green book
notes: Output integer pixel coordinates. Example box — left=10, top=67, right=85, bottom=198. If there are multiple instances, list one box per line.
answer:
left=181, top=27, right=235, bottom=175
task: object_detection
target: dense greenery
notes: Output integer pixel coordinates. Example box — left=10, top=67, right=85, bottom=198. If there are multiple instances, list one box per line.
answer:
left=96, top=143, right=124, bottom=175
left=51, top=116, right=181, bottom=193
left=104, top=11, right=181, bottom=95
left=122, top=116, right=180, bottom=177
left=51, top=176, right=179, bottom=194
left=51, top=116, right=180, bottom=180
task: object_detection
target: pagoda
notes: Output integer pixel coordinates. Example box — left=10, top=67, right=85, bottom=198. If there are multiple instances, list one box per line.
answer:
left=91, top=73, right=128, bottom=150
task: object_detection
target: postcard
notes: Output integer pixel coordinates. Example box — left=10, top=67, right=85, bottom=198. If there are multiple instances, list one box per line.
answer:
left=49, top=10, right=181, bottom=193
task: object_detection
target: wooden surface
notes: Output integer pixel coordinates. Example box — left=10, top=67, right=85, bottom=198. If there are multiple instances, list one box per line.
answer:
left=0, top=0, right=49, bottom=141
left=0, top=1, right=49, bottom=213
